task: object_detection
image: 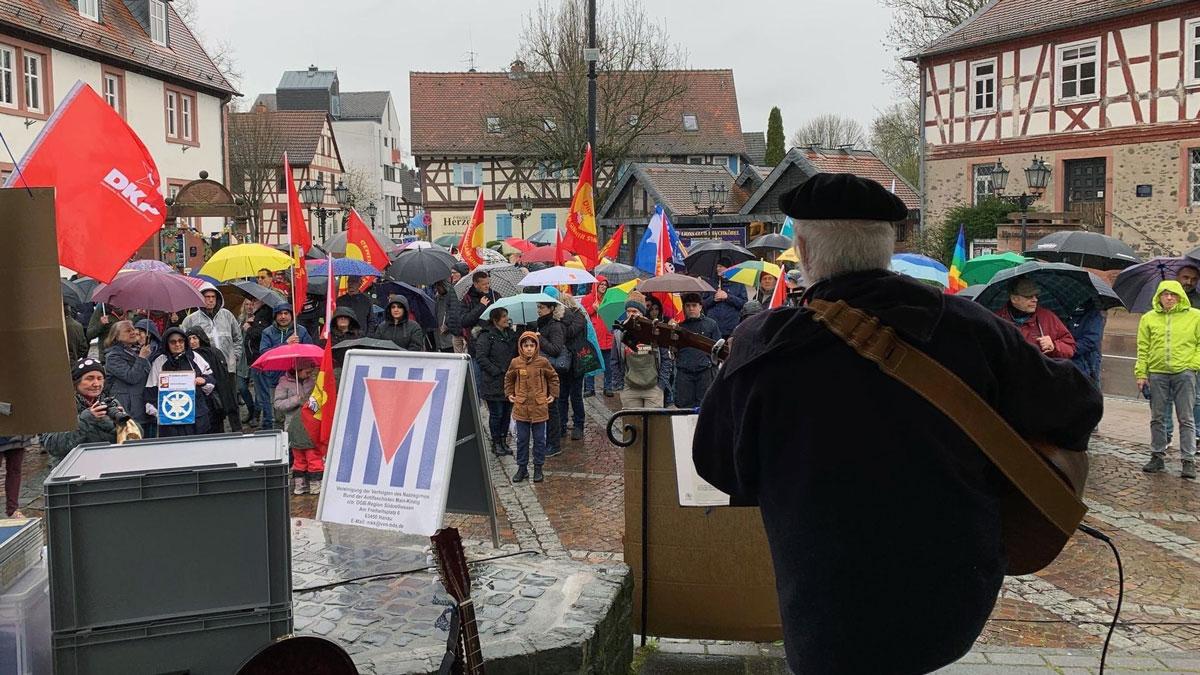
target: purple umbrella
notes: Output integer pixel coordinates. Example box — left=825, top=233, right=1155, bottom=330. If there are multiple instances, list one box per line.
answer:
left=122, top=259, right=174, bottom=272
left=91, top=270, right=205, bottom=312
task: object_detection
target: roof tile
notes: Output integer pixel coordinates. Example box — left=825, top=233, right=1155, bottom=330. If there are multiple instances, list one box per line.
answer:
left=796, top=148, right=920, bottom=210
left=229, top=110, right=330, bottom=167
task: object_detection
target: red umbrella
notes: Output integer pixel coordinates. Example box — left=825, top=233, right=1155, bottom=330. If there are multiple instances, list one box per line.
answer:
left=252, top=344, right=323, bottom=371
left=504, top=237, right=535, bottom=253
left=522, top=245, right=560, bottom=264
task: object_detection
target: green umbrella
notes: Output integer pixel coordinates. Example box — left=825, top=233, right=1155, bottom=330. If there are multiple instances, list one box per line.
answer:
left=434, top=234, right=460, bottom=248
left=598, top=280, right=640, bottom=326
left=960, top=252, right=1027, bottom=286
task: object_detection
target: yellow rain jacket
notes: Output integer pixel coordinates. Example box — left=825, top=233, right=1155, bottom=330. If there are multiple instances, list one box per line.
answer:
left=1134, top=280, right=1200, bottom=378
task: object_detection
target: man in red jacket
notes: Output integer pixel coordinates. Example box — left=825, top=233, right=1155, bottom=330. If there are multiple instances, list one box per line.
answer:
left=994, top=278, right=1076, bottom=359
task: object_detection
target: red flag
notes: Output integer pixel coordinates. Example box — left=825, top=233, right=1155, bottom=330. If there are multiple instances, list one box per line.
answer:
left=283, top=153, right=310, bottom=317
left=322, top=262, right=335, bottom=341
left=344, top=209, right=388, bottom=272
left=4, top=82, right=166, bottom=282
left=561, top=144, right=599, bottom=269
left=460, top=192, right=486, bottom=269
left=597, top=223, right=625, bottom=262
left=554, top=227, right=567, bottom=266
left=301, top=337, right=337, bottom=455
left=768, top=268, right=789, bottom=309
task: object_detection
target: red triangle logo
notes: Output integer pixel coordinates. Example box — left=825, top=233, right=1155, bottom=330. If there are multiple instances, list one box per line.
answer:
left=364, top=378, right=437, bottom=464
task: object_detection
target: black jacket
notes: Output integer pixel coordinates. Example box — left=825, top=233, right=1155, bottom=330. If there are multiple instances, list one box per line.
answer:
left=372, top=295, right=426, bottom=351
left=474, top=323, right=519, bottom=401
left=702, top=279, right=747, bottom=338
left=693, top=270, right=1102, bottom=675
left=329, top=306, right=363, bottom=347
left=535, top=313, right=566, bottom=364
left=461, top=286, right=502, bottom=341
left=675, top=314, right=722, bottom=372
left=243, top=304, right=274, bottom=363
left=336, top=292, right=375, bottom=335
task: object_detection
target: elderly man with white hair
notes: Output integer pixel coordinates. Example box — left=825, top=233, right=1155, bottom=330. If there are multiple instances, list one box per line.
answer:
left=692, top=173, right=1102, bottom=674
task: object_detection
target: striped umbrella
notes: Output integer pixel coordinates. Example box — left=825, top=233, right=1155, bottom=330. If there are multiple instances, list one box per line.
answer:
left=722, top=260, right=782, bottom=287
left=891, top=253, right=949, bottom=287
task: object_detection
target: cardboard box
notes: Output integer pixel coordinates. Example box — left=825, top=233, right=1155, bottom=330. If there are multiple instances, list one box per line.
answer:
left=623, top=413, right=783, bottom=641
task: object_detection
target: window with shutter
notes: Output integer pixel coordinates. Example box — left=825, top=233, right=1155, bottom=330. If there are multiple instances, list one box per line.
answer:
left=540, top=213, right=557, bottom=230
left=497, top=213, right=513, bottom=238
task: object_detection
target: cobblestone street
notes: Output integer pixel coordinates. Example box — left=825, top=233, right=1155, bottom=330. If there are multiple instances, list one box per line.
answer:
left=11, top=394, right=1200, bottom=669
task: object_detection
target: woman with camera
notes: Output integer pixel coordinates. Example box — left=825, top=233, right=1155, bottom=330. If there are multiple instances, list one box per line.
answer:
left=104, top=320, right=156, bottom=438
left=41, top=358, right=121, bottom=467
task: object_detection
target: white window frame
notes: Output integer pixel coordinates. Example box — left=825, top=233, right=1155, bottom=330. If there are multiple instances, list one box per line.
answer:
left=486, top=116, right=500, bottom=133
left=103, top=73, right=120, bottom=114
left=1190, top=148, right=1200, bottom=206
left=682, top=114, right=698, bottom=131
left=149, top=0, right=167, bottom=46
left=181, top=94, right=192, bottom=140
left=970, top=58, right=997, bottom=113
left=0, top=46, right=14, bottom=109
left=972, top=164, right=994, bottom=205
left=22, top=52, right=41, bottom=113
left=166, top=90, right=177, bottom=137
left=79, top=0, right=99, bottom=21
left=1187, top=18, right=1200, bottom=86
left=687, top=155, right=704, bottom=165
left=1055, top=38, right=1101, bottom=103
left=459, top=163, right=480, bottom=187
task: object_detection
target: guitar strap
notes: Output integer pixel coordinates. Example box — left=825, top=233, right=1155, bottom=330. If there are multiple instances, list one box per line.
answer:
left=806, top=298, right=1085, bottom=539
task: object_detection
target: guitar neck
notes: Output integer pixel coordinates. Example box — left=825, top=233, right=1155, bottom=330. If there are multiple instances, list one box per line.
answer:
left=459, top=603, right=484, bottom=674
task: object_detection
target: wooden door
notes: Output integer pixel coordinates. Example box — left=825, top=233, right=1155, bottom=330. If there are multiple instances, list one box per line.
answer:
left=1063, top=158, right=1106, bottom=230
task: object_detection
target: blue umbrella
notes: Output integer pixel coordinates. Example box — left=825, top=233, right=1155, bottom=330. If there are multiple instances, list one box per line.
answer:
left=482, top=292, right=559, bottom=325
left=1113, top=257, right=1194, bottom=313
left=974, top=261, right=1125, bottom=321
left=307, top=257, right=384, bottom=277
left=890, top=253, right=949, bottom=287
left=368, top=280, right=437, bottom=331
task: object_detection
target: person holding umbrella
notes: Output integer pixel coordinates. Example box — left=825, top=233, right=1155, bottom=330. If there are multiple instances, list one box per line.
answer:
left=259, top=305, right=314, bottom=430
left=703, top=257, right=747, bottom=339
left=1136, top=280, right=1200, bottom=479
left=994, top=278, right=1076, bottom=359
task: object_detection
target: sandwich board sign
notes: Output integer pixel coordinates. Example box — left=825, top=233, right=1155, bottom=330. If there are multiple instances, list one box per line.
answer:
left=316, top=350, right=499, bottom=544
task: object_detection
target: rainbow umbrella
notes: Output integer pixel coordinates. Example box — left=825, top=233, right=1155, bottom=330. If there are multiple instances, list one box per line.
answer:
left=777, top=247, right=798, bottom=264
left=722, top=260, right=782, bottom=287
left=890, top=253, right=949, bottom=287
left=598, top=279, right=641, bottom=326
left=960, top=252, right=1027, bottom=286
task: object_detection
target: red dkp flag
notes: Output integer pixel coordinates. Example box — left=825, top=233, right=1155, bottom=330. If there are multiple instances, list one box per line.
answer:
left=4, top=82, right=166, bottom=282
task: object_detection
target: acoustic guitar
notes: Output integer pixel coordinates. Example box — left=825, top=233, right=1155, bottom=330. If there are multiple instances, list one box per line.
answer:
left=617, top=308, right=1089, bottom=576
left=430, top=527, right=484, bottom=674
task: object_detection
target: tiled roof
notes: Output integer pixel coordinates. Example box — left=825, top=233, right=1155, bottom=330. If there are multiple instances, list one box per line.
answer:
left=410, top=70, right=747, bottom=158
left=278, top=67, right=337, bottom=90
left=742, top=132, right=766, bottom=165
left=253, top=93, right=277, bottom=111
left=0, top=0, right=236, bottom=95
left=795, top=148, right=919, bottom=209
left=229, top=110, right=333, bottom=167
left=598, top=162, right=739, bottom=218
left=338, top=91, right=390, bottom=121
left=752, top=165, right=771, bottom=180
left=919, top=0, right=1181, bottom=58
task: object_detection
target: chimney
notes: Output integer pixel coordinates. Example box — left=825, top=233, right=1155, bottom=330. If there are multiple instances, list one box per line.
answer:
left=508, top=60, right=527, bottom=79
left=307, top=65, right=318, bottom=77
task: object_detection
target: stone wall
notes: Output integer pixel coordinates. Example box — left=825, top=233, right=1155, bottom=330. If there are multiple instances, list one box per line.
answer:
left=925, top=135, right=1200, bottom=256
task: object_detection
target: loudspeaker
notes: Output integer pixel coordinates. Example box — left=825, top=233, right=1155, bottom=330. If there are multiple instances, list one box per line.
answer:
left=0, top=187, right=76, bottom=434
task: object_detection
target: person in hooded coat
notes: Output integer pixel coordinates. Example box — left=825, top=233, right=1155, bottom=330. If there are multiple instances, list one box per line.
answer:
left=504, top=331, right=559, bottom=483
left=583, top=275, right=620, bottom=397
left=372, top=295, right=427, bottom=351
left=431, top=280, right=456, bottom=353
left=475, top=307, right=519, bottom=456
left=104, top=320, right=155, bottom=438
left=145, top=327, right=216, bottom=437
left=1136, top=279, right=1200, bottom=478
left=534, top=301, right=567, bottom=456
left=180, top=286, right=243, bottom=432
left=329, top=306, right=363, bottom=347
left=186, top=327, right=235, bottom=433
left=65, top=304, right=88, bottom=362
left=336, top=280, right=376, bottom=334
left=692, top=174, right=1101, bottom=675
left=258, top=304, right=313, bottom=429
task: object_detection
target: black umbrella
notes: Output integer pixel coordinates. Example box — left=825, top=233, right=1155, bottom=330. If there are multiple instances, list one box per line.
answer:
left=369, top=280, right=438, bottom=331
left=955, top=284, right=987, bottom=301
left=61, top=279, right=85, bottom=306
left=747, top=233, right=792, bottom=251
left=1024, top=231, right=1140, bottom=271
left=385, top=247, right=457, bottom=286
left=683, top=240, right=755, bottom=279
left=71, top=276, right=100, bottom=300
left=332, top=336, right=404, bottom=354
left=272, top=243, right=327, bottom=259
left=1112, top=257, right=1194, bottom=313
left=974, top=261, right=1125, bottom=322
left=594, top=261, right=643, bottom=285
left=229, top=280, right=285, bottom=306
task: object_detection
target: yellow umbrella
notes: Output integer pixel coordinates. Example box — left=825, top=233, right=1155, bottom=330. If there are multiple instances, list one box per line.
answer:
left=199, top=243, right=294, bottom=281
left=563, top=256, right=586, bottom=270
left=777, top=247, right=798, bottom=264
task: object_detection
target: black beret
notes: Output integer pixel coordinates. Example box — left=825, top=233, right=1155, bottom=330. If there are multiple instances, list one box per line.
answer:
left=778, top=173, right=908, bottom=222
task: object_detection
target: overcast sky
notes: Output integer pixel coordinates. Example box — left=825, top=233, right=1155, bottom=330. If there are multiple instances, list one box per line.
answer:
left=192, top=0, right=902, bottom=158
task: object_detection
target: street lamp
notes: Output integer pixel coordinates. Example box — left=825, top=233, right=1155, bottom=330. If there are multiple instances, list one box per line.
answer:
left=365, top=201, right=378, bottom=227
left=690, top=182, right=728, bottom=237
left=505, top=196, right=534, bottom=238
left=333, top=180, right=350, bottom=208
left=990, top=156, right=1052, bottom=253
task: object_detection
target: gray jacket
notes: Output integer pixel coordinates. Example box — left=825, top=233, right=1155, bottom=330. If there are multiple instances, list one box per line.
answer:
left=180, top=291, right=243, bottom=373
left=41, top=393, right=117, bottom=466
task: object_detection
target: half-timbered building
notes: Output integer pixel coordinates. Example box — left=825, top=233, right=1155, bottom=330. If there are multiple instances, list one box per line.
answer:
left=409, top=68, right=753, bottom=242
left=916, top=0, right=1200, bottom=255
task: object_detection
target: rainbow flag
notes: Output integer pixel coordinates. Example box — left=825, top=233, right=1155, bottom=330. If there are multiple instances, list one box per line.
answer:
left=947, top=224, right=968, bottom=294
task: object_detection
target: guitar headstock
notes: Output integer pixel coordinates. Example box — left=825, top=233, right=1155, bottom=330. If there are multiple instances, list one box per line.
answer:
left=430, top=527, right=471, bottom=602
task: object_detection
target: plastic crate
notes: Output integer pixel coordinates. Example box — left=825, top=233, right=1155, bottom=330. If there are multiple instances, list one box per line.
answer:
left=44, top=431, right=291, bottom=632
left=53, top=605, right=291, bottom=675
left=0, top=559, right=50, bottom=675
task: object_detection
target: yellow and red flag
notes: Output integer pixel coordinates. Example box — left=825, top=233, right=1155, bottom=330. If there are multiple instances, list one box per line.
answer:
left=283, top=153, right=310, bottom=317
left=460, top=191, right=486, bottom=269
left=301, top=271, right=337, bottom=455
left=597, top=223, right=625, bottom=262
left=345, top=209, right=388, bottom=272
left=561, top=144, right=599, bottom=269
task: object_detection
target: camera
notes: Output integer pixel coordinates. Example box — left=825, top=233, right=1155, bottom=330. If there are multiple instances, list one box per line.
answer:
left=100, top=396, right=132, bottom=425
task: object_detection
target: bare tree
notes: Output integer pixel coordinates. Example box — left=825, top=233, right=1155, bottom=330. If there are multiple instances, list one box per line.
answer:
left=869, top=101, right=920, bottom=187
left=228, top=110, right=287, bottom=242
left=499, top=0, right=688, bottom=192
left=340, top=165, right=382, bottom=225
left=172, top=0, right=243, bottom=91
left=880, top=0, right=989, bottom=102
left=789, top=114, right=866, bottom=149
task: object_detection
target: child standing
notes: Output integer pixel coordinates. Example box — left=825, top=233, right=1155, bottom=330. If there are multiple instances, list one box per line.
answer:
left=273, top=365, right=319, bottom=495
left=504, top=332, right=559, bottom=483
